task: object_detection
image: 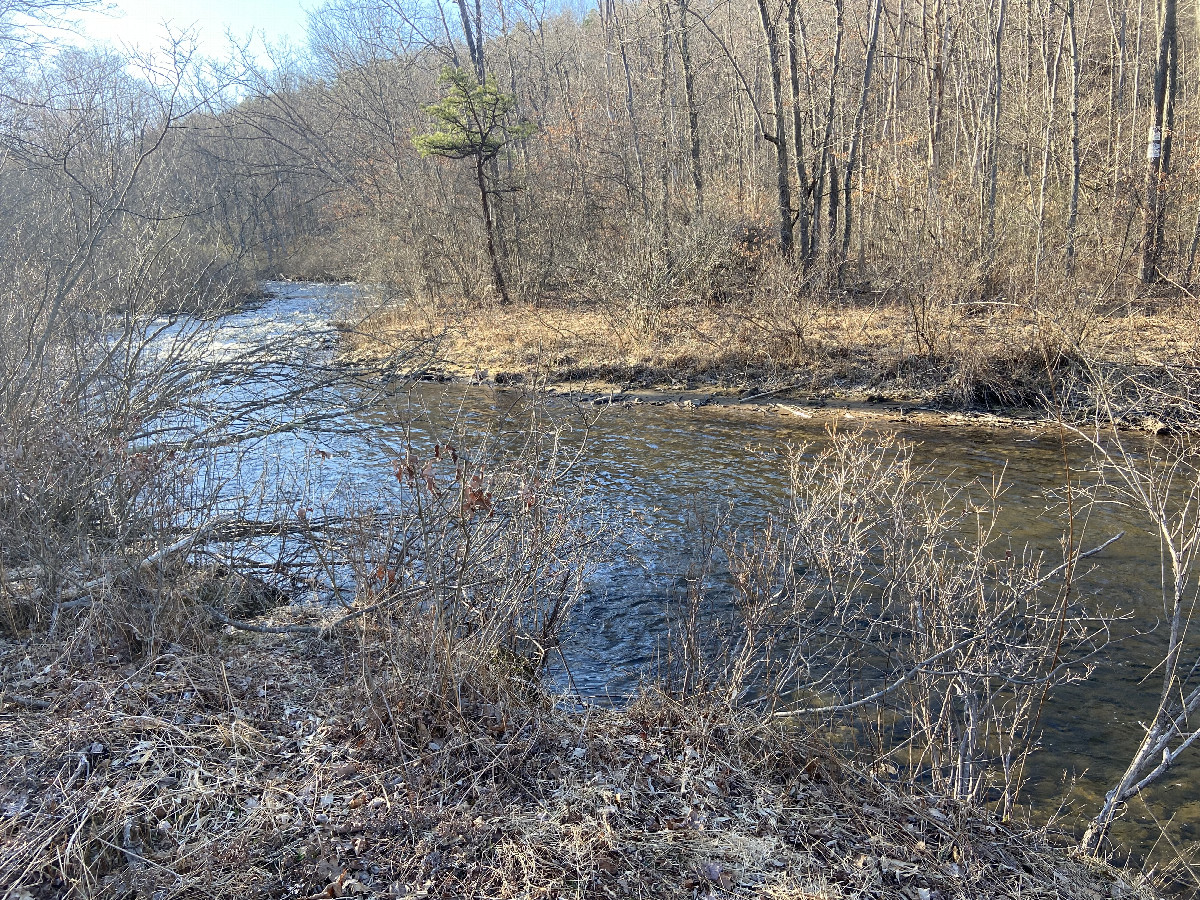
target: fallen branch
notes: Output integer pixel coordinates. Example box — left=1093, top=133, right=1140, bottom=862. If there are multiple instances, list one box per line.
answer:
left=3, top=694, right=51, bottom=710
left=205, top=605, right=321, bottom=635
left=9, top=525, right=213, bottom=611
left=205, top=587, right=420, bottom=637
left=740, top=380, right=809, bottom=402
left=138, top=527, right=212, bottom=572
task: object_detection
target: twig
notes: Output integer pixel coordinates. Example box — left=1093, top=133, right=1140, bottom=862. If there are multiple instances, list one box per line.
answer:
left=773, top=636, right=980, bottom=718
left=62, top=756, right=89, bottom=791
left=1033, top=531, right=1125, bottom=588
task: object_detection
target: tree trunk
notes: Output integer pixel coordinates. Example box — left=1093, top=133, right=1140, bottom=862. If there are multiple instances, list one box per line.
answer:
left=476, top=160, right=511, bottom=304
left=923, top=0, right=949, bottom=236
left=660, top=0, right=674, bottom=270
left=985, top=0, right=1008, bottom=254
left=1106, top=0, right=1126, bottom=208
left=1139, top=0, right=1177, bottom=284
left=455, top=0, right=486, bottom=81
left=839, top=0, right=884, bottom=284
left=828, top=163, right=839, bottom=270
left=1033, top=12, right=1067, bottom=294
left=1183, top=0, right=1200, bottom=280
left=613, top=5, right=652, bottom=222
left=1065, top=0, right=1081, bottom=276
left=810, top=0, right=845, bottom=270
left=677, top=0, right=704, bottom=215
left=787, top=0, right=811, bottom=259
left=757, top=0, right=794, bottom=255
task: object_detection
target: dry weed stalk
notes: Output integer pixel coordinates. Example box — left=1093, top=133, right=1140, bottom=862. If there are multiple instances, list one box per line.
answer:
left=666, top=428, right=1116, bottom=817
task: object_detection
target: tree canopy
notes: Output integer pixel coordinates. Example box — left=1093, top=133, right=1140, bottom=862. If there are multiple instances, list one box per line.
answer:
left=412, top=67, right=532, bottom=163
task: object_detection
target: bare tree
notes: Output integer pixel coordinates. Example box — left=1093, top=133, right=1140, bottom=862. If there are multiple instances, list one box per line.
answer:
left=1139, top=0, right=1177, bottom=284
left=757, top=0, right=795, bottom=254
left=838, top=0, right=884, bottom=283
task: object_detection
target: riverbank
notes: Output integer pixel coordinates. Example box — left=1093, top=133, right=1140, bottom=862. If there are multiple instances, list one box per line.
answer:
left=341, top=295, right=1200, bottom=432
left=1, top=619, right=1159, bottom=900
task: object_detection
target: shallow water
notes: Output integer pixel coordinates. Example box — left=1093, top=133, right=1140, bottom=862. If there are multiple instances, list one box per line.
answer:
left=187, top=282, right=1196, bottom=861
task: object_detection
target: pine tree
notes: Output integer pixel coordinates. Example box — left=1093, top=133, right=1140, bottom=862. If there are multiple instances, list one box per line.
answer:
left=414, top=68, right=533, bottom=305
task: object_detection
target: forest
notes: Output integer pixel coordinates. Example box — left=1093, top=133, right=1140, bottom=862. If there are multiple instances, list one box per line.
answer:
left=6, top=0, right=1198, bottom=414
left=5, top=0, right=1200, bottom=896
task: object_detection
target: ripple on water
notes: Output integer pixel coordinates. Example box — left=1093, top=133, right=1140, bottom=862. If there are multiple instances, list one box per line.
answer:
left=184, top=283, right=1195, bottom=859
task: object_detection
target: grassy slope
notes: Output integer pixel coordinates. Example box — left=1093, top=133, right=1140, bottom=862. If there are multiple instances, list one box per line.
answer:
left=342, top=296, right=1200, bottom=429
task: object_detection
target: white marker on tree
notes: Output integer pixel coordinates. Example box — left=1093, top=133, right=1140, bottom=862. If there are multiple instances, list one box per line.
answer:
left=1148, top=125, right=1163, bottom=161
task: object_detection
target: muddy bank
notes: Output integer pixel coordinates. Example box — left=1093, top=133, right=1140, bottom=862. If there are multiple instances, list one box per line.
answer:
left=342, top=352, right=1062, bottom=434
left=540, top=381, right=1053, bottom=431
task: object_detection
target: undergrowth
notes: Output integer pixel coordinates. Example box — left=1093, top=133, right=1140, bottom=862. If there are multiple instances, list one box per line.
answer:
left=0, top=627, right=1154, bottom=900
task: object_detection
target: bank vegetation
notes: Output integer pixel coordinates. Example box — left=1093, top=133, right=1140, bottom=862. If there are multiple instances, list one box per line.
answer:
left=5, top=0, right=1200, bottom=896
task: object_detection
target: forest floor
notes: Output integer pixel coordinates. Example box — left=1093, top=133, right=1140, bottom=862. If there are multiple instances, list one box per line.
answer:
left=0, top=610, right=1162, bottom=900
left=340, top=295, right=1200, bottom=432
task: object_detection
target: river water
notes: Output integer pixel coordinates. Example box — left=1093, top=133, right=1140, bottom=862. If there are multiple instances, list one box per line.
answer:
left=186, top=282, right=1199, bottom=865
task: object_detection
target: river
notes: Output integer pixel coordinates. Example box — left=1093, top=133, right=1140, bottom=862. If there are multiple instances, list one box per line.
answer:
left=179, top=281, right=1198, bottom=867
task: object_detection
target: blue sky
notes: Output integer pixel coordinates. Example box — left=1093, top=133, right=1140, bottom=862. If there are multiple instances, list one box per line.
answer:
left=73, top=0, right=314, bottom=60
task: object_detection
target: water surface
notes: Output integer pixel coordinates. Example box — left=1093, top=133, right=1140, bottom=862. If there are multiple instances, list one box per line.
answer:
left=187, top=282, right=1195, bottom=861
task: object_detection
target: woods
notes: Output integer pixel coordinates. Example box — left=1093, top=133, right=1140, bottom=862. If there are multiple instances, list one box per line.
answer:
left=181, top=0, right=1200, bottom=427
left=10, top=0, right=1200, bottom=310
left=216, top=0, right=1200, bottom=304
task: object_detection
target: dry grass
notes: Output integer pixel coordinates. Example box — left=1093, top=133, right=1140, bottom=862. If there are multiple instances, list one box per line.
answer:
left=2, top=615, right=1157, bottom=900
left=342, top=292, right=1200, bottom=423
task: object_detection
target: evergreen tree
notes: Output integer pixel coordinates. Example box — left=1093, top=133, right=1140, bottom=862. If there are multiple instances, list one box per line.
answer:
left=414, top=68, right=533, bottom=304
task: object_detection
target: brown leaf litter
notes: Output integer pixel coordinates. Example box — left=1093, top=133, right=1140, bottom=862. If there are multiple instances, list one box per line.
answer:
left=1, top=621, right=1157, bottom=900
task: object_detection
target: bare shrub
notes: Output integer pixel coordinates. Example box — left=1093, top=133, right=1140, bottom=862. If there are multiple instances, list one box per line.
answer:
left=0, top=38, right=263, bottom=648
left=665, top=428, right=1112, bottom=814
left=189, top=416, right=606, bottom=724
left=584, top=214, right=767, bottom=332
left=1074, top=424, right=1200, bottom=854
